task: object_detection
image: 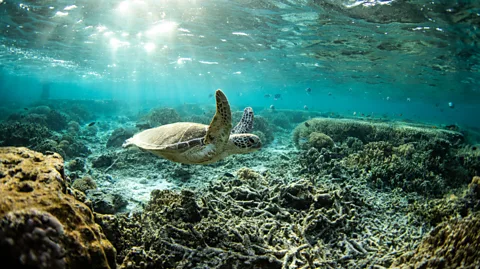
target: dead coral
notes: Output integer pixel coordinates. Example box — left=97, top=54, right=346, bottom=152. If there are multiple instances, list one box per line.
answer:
left=392, top=213, right=480, bottom=269
left=98, top=167, right=422, bottom=269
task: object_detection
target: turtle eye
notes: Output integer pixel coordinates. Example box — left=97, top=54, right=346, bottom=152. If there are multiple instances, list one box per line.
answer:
left=248, top=137, right=255, bottom=144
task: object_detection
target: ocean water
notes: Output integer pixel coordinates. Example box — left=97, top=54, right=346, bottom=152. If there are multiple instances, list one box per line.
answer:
left=1, top=0, right=480, bottom=268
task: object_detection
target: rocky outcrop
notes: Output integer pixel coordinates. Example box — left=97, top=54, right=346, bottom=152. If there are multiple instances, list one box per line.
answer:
left=0, top=147, right=116, bottom=269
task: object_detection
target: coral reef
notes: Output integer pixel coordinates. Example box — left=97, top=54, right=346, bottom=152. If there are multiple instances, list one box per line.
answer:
left=143, top=107, right=182, bottom=128
left=45, top=110, right=68, bottom=131
left=0, top=147, right=116, bottom=269
left=304, top=132, right=335, bottom=150
left=293, top=118, right=464, bottom=149
left=97, top=167, right=424, bottom=268
left=72, top=176, right=97, bottom=193
left=0, top=122, right=52, bottom=147
left=392, top=213, right=480, bottom=269
left=296, top=118, right=472, bottom=196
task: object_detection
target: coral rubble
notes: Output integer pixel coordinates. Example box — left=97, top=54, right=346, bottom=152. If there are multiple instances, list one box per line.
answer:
left=98, top=167, right=424, bottom=269
left=392, top=213, right=480, bottom=269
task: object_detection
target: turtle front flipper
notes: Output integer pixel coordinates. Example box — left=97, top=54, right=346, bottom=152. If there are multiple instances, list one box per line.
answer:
left=231, top=107, right=254, bottom=134
left=204, top=89, right=232, bottom=146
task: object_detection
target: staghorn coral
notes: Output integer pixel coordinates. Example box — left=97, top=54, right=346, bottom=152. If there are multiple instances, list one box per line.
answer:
left=0, top=147, right=116, bottom=269
left=97, top=167, right=424, bottom=269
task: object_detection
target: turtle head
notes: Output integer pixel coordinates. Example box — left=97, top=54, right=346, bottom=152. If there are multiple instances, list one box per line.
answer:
left=227, top=133, right=262, bottom=154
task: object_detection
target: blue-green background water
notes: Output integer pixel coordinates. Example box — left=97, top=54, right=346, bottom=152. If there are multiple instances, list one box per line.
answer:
left=1, top=0, right=479, bottom=127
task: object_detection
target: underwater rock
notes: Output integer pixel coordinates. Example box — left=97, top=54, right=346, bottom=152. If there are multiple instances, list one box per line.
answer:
left=86, top=189, right=128, bottom=214
left=72, top=176, right=97, bottom=193
left=92, top=154, right=115, bottom=168
left=392, top=213, right=480, bottom=269
left=0, top=209, right=66, bottom=269
left=107, top=128, right=136, bottom=148
left=0, top=147, right=116, bottom=269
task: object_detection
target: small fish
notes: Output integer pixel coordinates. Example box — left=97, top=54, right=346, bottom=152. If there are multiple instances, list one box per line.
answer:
left=208, top=93, right=213, bottom=98
left=328, top=92, right=332, bottom=96
left=407, top=97, right=411, bottom=102
left=274, top=94, right=282, bottom=100
left=448, top=102, right=454, bottom=109
left=270, top=105, right=275, bottom=110
left=399, top=113, right=403, bottom=117
left=264, top=94, right=271, bottom=98
left=223, top=172, right=235, bottom=178
left=87, top=122, right=96, bottom=127
left=305, top=88, right=312, bottom=94
left=361, top=113, right=365, bottom=116
left=353, top=111, right=357, bottom=116
left=386, top=96, right=390, bottom=101
left=23, top=108, right=29, bottom=111
left=366, top=114, right=371, bottom=118
left=303, top=105, right=308, bottom=110
left=304, top=122, right=310, bottom=128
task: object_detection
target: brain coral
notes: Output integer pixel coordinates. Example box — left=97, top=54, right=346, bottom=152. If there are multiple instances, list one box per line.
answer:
left=0, top=147, right=116, bottom=269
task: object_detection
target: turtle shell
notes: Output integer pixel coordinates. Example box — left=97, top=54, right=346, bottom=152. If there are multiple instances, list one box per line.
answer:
left=127, top=122, right=208, bottom=153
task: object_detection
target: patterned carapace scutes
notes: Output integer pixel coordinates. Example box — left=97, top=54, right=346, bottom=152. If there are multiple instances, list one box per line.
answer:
left=122, top=89, right=262, bottom=164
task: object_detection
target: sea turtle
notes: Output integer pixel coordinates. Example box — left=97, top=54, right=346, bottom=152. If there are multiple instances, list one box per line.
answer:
left=122, top=89, right=262, bottom=164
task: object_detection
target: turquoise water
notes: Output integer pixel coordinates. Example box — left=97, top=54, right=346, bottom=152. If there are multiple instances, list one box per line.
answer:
left=1, top=0, right=479, bottom=127
left=1, top=1, right=480, bottom=268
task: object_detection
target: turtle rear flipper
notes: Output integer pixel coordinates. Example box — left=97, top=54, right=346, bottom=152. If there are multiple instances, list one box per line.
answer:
left=232, top=107, right=254, bottom=134
left=204, top=89, right=232, bottom=146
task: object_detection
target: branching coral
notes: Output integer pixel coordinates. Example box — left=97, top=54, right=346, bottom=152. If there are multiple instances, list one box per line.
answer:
left=98, top=167, right=424, bottom=269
